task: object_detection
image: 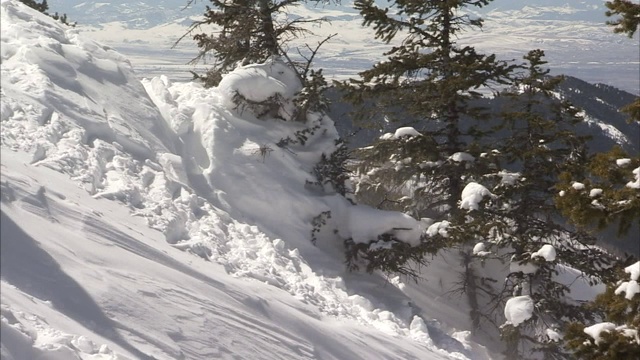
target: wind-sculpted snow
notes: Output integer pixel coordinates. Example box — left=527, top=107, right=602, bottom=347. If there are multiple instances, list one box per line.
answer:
left=0, top=0, right=176, bottom=159
left=139, top=62, right=434, bottom=329
left=1, top=1, right=478, bottom=359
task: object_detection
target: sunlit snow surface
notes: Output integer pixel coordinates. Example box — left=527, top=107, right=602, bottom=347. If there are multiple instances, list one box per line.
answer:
left=615, top=261, right=640, bottom=300
left=504, top=296, right=534, bottom=327
left=1, top=1, right=490, bottom=359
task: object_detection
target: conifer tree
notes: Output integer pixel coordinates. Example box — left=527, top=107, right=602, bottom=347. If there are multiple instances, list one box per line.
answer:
left=342, top=0, right=513, bottom=227
left=334, top=0, right=523, bottom=330
left=472, top=50, right=621, bottom=359
left=557, top=7, right=640, bottom=355
left=179, top=0, right=327, bottom=87
left=555, top=147, right=640, bottom=238
left=556, top=146, right=639, bottom=359
left=605, top=0, right=640, bottom=38
left=564, top=260, right=640, bottom=360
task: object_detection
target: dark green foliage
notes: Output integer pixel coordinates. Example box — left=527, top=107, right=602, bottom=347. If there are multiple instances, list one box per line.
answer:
left=621, top=98, right=640, bottom=123
left=179, top=0, right=326, bottom=87
left=50, top=12, right=73, bottom=27
left=467, top=50, right=621, bottom=359
left=19, top=0, right=47, bottom=12
left=343, top=233, right=443, bottom=277
left=19, top=0, right=75, bottom=26
left=340, top=0, right=516, bottom=287
left=605, top=0, right=640, bottom=38
left=277, top=124, right=322, bottom=147
left=180, top=1, right=333, bottom=126
left=311, top=139, right=351, bottom=196
left=555, top=126, right=639, bottom=359
left=293, top=69, right=331, bottom=122
left=350, top=133, right=442, bottom=217
left=232, top=91, right=288, bottom=120
left=342, top=0, right=514, bottom=223
left=556, top=147, right=640, bottom=237
left=564, top=261, right=640, bottom=360
left=310, top=210, right=331, bottom=244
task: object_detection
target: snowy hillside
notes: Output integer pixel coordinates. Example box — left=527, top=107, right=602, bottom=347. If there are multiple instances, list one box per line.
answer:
left=1, top=1, right=494, bottom=359
left=49, top=0, right=640, bottom=94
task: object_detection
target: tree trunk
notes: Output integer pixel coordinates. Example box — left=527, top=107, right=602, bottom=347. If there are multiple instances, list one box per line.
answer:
left=258, top=0, right=279, bottom=56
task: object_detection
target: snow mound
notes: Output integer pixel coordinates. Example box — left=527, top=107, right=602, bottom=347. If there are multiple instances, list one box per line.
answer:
left=340, top=206, right=424, bottom=246
left=589, top=188, right=602, bottom=197
left=572, top=182, right=586, bottom=190
left=546, top=328, right=562, bottom=342
left=615, top=261, right=640, bottom=300
left=460, top=182, right=495, bottom=211
left=584, top=322, right=616, bottom=345
left=0, top=0, right=175, bottom=159
left=473, top=242, right=491, bottom=257
left=1, top=300, right=122, bottom=360
left=449, top=152, right=475, bottom=162
left=380, top=126, right=421, bottom=140
left=583, top=322, right=638, bottom=345
left=625, top=261, right=640, bottom=281
left=616, top=158, right=631, bottom=167
left=426, top=221, right=450, bottom=238
left=615, top=280, right=640, bottom=300
left=393, top=127, right=421, bottom=138
left=217, top=59, right=302, bottom=121
left=504, top=295, right=534, bottom=327
left=531, top=244, right=556, bottom=262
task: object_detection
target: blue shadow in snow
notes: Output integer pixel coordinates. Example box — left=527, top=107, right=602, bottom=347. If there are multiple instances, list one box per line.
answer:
left=0, top=210, right=156, bottom=360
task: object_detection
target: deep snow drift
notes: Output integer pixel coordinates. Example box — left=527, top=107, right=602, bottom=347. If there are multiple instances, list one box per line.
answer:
left=1, top=1, right=493, bottom=359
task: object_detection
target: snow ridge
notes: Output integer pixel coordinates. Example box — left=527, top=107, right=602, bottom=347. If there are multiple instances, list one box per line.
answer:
left=1, top=2, right=472, bottom=359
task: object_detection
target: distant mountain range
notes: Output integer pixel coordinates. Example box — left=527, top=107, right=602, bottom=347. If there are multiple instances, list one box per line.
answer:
left=51, top=0, right=639, bottom=95
left=327, top=76, right=639, bottom=257
left=330, top=75, right=639, bottom=153
left=51, top=0, right=613, bottom=28
left=49, top=0, right=202, bottom=28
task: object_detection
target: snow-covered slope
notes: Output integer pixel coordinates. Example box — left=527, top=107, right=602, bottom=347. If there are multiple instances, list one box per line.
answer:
left=49, top=0, right=639, bottom=94
left=1, top=1, right=490, bottom=359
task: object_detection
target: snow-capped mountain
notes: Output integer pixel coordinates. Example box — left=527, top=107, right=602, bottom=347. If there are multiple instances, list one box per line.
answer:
left=331, top=75, right=639, bottom=155
left=50, top=0, right=639, bottom=94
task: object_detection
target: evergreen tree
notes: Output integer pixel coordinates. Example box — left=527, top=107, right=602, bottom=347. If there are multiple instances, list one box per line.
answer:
left=340, top=0, right=514, bottom=273
left=556, top=147, right=639, bottom=358
left=558, top=7, right=640, bottom=355
left=346, top=0, right=512, bottom=212
left=604, top=0, right=640, bottom=137
left=179, top=0, right=327, bottom=87
left=555, top=147, right=640, bottom=238
left=605, top=0, right=640, bottom=38
left=564, top=261, right=640, bottom=360
left=475, top=50, right=620, bottom=359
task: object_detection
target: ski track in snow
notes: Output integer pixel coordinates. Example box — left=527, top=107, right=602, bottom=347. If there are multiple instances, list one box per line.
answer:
left=1, top=2, right=481, bottom=359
